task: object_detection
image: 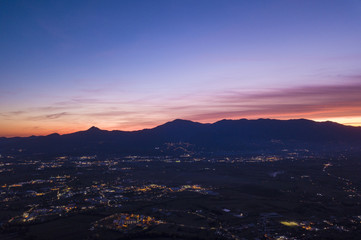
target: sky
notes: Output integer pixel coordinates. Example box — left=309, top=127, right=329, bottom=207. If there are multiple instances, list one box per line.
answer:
left=1, top=0, right=361, bottom=137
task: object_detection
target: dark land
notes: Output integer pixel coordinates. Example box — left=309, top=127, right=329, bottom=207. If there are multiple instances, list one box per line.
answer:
left=0, top=119, right=361, bottom=239
left=0, top=153, right=361, bottom=239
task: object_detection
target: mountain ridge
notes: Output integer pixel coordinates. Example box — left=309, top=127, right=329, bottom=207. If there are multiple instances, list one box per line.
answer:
left=2, top=118, right=358, bottom=139
left=1, top=118, right=361, bottom=155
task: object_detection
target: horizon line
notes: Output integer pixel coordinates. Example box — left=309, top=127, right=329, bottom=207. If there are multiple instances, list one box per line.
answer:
left=2, top=117, right=359, bottom=139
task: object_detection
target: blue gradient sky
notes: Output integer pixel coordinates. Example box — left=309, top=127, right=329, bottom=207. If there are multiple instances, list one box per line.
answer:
left=1, top=0, right=361, bottom=136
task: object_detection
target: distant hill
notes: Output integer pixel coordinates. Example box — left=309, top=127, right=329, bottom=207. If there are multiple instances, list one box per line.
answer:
left=1, top=119, right=361, bottom=156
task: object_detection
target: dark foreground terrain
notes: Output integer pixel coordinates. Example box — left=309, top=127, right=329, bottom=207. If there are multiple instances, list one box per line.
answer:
left=0, top=151, right=360, bottom=240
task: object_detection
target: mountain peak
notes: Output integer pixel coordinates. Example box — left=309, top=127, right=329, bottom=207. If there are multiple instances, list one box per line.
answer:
left=87, top=126, right=101, bottom=132
left=170, top=119, right=194, bottom=124
left=153, top=119, right=204, bottom=132
left=162, top=119, right=202, bottom=127
left=47, top=133, right=60, bottom=137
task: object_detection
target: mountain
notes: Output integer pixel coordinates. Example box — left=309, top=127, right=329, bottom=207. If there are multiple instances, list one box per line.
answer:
left=1, top=119, right=361, bottom=156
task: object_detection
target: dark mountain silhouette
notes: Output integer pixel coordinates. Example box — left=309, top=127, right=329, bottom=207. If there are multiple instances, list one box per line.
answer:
left=1, top=119, right=361, bottom=156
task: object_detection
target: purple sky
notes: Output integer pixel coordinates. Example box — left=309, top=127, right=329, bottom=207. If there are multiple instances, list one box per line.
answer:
left=1, top=0, right=361, bottom=137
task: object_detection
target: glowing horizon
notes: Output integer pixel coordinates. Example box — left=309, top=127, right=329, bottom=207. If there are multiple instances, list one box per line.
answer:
left=1, top=1, right=361, bottom=137
left=2, top=117, right=361, bottom=138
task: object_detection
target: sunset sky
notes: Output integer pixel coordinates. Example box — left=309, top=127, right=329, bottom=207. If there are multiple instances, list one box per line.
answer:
left=1, top=0, right=361, bottom=137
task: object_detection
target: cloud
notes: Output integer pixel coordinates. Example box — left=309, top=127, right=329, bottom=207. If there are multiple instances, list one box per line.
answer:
left=0, top=111, right=26, bottom=120
left=46, top=112, right=69, bottom=119
left=10, top=111, right=26, bottom=115
left=85, top=110, right=136, bottom=117
left=28, top=112, right=69, bottom=121
left=184, top=82, right=361, bottom=122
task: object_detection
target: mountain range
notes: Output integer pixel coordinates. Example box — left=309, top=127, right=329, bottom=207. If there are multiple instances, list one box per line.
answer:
left=1, top=119, right=361, bottom=156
